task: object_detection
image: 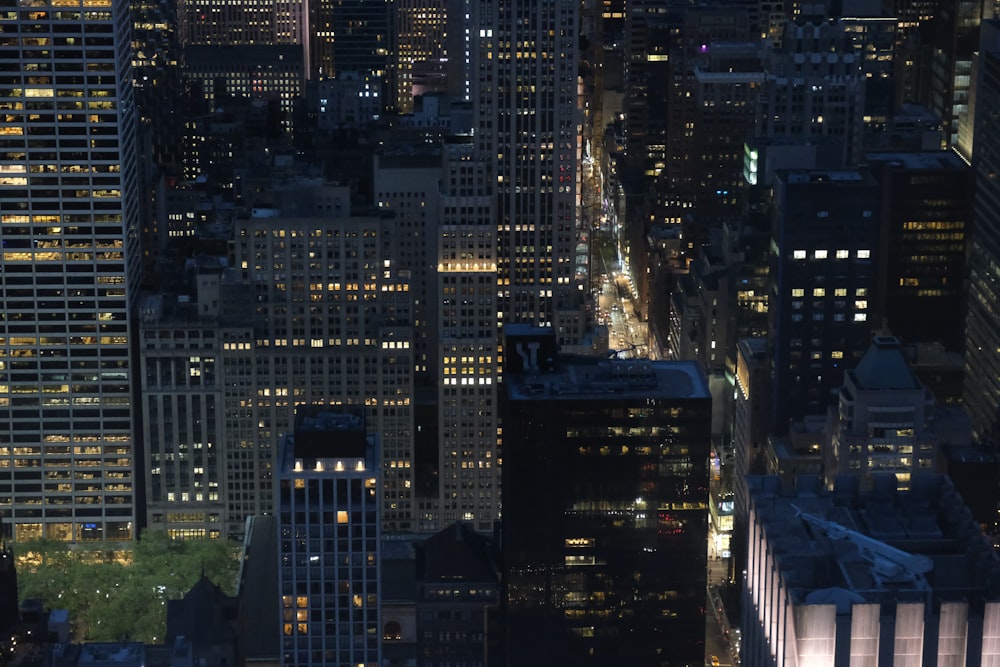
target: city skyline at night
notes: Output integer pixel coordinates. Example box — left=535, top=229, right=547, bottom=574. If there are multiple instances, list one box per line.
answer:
left=0, top=1, right=999, bottom=666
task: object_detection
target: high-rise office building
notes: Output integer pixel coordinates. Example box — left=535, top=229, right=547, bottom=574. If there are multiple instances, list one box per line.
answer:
left=867, top=152, right=971, bottom=352
left=434, top=144, right=499, bottom=532
left=138, top=261, right=254, bottom=540
left=308, top=0, right=391, bottom=88
left=393, top=0, right=448, bottom=113
left=0, top=2, right=140, bottom=543
left=476, top=0, right=587, bottom=344
left=768, top=169, right=880, bottom=430
left=229, top=212, right=415, bottom=534
left=276, top=409, right=381, bottom=667
left=181, top=44, right=305, bottom=123
left=965, top=20, right=1000, bottom=444
left=501, top=326, right=711, bottom=666
left=373, top=149, right=442, bottom=388
left=927, top=0, right=993, bottom=147
left=176, top=0, right=280, bottom=46
left=756, top=20, right=868, bottom=168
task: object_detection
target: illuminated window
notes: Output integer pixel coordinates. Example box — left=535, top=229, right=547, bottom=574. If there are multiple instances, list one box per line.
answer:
left=337, top=510, right=349, bottom=524
left=854, top=313, right=867, bottom=322
left=857, top=249, right=871, bottom=259
left=791, top=288, right=805, bottom=297
left=793, top=250, right=806, bottom=259
left=836, top=249, right=849, bottom=259
left=814, top=249, right=828, bottom=259
left=813, top=288, right=826, bottom=297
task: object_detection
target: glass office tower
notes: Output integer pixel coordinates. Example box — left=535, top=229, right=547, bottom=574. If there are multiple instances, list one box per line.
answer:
left=501, top=326, right=711, bottom=667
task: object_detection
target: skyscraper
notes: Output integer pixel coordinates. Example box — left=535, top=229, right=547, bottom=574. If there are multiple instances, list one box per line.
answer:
left=434, top=144, right=499, bottom=532
left=176, top=0, right=279, bottom=45
left=965, top=19, right=1000, bottom=444
left=868, top=152, right=971, bottom=352
left=308, top=0, right=391, bottom=87
left=393, top=0, right=448, bottom=113
left=501, top=326, right=711, bottom=666
left=276, top=409, right=381, bottom=667
left=476, top=0, right=587, bottom=344
left=0, top=2, right=140, bottom=542
left=228, top=211, right=415, bottom=535
left=768, top=169, right=880, bottom=430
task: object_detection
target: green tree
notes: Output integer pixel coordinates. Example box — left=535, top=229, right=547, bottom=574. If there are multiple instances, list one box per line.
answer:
left=15, top=531, right=241, bottom=642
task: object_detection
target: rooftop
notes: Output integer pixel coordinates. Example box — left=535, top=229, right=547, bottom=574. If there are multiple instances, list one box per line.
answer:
left=867, top=151, right=967, bottom=171
left=506, top=356, right=709, bottom=402
left=748, top=474, right=1000, bottom=608
left=849, top=336, right=922, bottom=391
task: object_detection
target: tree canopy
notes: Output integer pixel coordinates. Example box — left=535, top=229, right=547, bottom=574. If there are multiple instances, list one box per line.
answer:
left=14, top=530, right=240, bottom=643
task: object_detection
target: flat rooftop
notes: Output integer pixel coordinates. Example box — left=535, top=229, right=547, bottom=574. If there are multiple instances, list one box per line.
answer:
left=507, top=356, right=709, bottom=402
left=748, top=474, right=1000, bottom=607
left=867, top=151, right=967, bottom=170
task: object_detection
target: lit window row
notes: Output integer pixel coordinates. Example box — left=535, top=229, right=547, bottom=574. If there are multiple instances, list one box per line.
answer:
left=792, top=249, right=870, bottom=259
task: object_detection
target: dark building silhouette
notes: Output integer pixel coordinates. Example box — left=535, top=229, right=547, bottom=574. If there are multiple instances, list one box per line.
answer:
left=0, top=530, right=16, bottom=642
left=768, top=169, right=880, bottom=431
left=965, top=18, right=1000, bottom=445
left=501, top=326, right=711, bottom=667
left=416, top=522, right=500, bottom=667
left=165, top=574, right=240, bottom=667
left=867, top=152, right=972, bottom=352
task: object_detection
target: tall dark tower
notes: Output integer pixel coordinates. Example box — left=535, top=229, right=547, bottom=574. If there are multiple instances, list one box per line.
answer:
left=965, top=18, right=1000, bottom=444
left=501, top=326, right=711, bottom=667
left=768, top=170, right=881, bottom=431
left=309, top=0, right=391, bottom=84
left=868, top=152, right=972, bottom=352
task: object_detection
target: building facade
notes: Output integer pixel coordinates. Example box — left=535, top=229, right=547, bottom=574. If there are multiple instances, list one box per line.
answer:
left=501, top=326, right=711, bottom=666
left=868, top=152, right=971, bottom=352
left=229, top=213, right=415, bottom=534
left=276, top=410, right=381, bottom=667
left=768, top=169, right=880, bottom=430
left=965, top=24, right=1000, bottom=444
left=475, top=0, right=587, bottom=344
left=825, top=336, right=939, bottom=488
left=0, top=1, right=140, bottom=542
left=433, top=144, right=499, bottom=533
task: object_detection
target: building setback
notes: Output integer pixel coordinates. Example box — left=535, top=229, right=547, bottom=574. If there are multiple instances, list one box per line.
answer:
left=0, top=1, right=140, bottom=542
left=501, top=326, right=711, bottom=666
